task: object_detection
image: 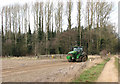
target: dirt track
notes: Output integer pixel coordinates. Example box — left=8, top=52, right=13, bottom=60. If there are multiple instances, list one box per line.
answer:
left=97, top=57, right=118, bottom=82
left=2, top=56, right=102, bottom=82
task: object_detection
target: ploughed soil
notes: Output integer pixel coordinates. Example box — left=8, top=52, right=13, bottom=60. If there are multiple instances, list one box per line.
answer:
left=2, top=55, right=102, bottom=82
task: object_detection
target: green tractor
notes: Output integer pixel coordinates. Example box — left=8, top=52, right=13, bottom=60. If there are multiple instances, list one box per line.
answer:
left=66, top=46, right=88, bottom=62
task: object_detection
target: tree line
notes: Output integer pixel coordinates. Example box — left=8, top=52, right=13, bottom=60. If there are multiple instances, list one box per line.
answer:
left=1, top=0, right=119, bottom=56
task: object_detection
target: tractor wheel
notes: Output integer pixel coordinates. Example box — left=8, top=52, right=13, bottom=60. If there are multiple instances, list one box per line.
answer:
left=73, top=59, right=76, bottom=62
left=79, top=56, right=82, bottom=62
left=82, top=56, right=86, bottom=62
left=86, top=55, right=88, bottom=61
left=68, top=59, right=72, bottom=62
left=68, top=59, right=76, bottom=62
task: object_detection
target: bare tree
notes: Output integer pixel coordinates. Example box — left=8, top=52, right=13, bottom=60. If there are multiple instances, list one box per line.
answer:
left=23, top=4, right=28, bottom=48
left=5, top=6, right=8, bottom=38
left=1, top=7, right=4, bottom=41
left=77, top=0, right=82, bottom=46
left=51, top=2, right=54, bottom=37
left=41, top=3, right=44, bottom=33
left=12, top=5, right=18, bottom=45
left=5, top=7, right=12, bottom=39
left=60, top=2, right=63, bottom=32
left=85, top=0, right=90, bottom=53
left=55, top=1, right=63, bottom=33
left=37, top=2, right=44, bottom=55
left=67, top=0, right=73, bottom=30
left=45, top=1, right=53, bottom=54
left=94, top=1, right=113, bottom=52
left=17, top=6, right=20, bottom=31
left=54, top=1, right=63, bottom=53
left=33, top=2, right=39, bottom=56
left=21, top=6, right=24, bottom=33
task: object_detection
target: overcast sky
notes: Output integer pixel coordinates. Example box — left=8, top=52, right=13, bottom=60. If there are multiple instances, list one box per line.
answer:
left=0, top=0, right=119, bottom=33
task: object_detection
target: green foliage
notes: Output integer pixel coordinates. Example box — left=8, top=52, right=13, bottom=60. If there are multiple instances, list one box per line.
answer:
left=2, top=25, right=119, bottom=56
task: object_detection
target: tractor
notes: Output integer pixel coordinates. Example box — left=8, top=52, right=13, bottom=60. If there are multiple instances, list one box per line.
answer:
left=66, top=46, right=88, bottom=62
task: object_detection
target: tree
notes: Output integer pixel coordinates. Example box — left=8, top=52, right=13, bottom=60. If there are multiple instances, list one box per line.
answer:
left=38, top=2, right=44, bottom=42
left=95, top=2, right=113, bottom=52
left=45, top=2, right=53, bottom=54
left=1, top=1, right=118, bottom=56
left=67, top=0, right=73, bottom=30
left=85, top=0, right=91, bottom=54
left=27, top=24, right=32, bottom=54
left=77, top=0, right=82, bottom=46
left=23, top=4, right=28, bottom=47
left=1, top=7, right=4, bottom=42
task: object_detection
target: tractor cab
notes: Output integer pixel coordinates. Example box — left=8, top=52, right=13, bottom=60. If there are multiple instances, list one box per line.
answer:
left=72, top=46, right=83, bottom=53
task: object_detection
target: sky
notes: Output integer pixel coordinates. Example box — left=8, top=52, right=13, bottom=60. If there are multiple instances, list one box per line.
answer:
left=0, top=0, right=119, bottom=33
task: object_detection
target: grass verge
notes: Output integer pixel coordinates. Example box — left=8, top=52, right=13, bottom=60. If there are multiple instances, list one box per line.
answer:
left=73, top=58, right=110, bottom=82
left=115, top=57, right=118, bottom=69
left=115, top=57, right=120, bottom=72
left=115, top=57, right=120, bottom=83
